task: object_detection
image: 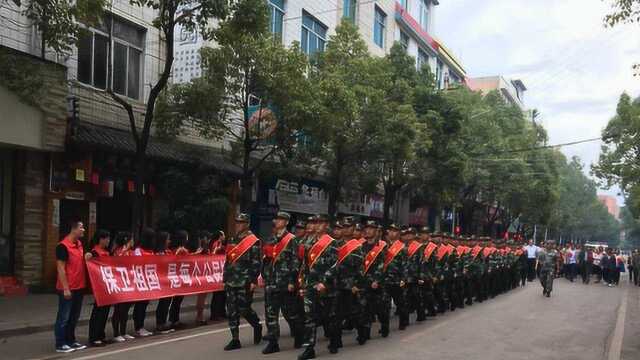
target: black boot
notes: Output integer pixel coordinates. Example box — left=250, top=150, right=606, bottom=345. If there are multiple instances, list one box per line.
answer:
left=262, top=341, right=280, bottom=354
left=294, top=327, right=304, bottom=349
left=328, top=337, right=339, bottom=354
left=416, top=311, right=426, bottom=322
left=224, top=339, right=241, bottom=351
left=253, top=324, right=263, bottom=344
left=298, top=346, right=316, bottom=360
left=380, top=325, right=389, bottom=338
left=356, top=327, right=368, bottom=345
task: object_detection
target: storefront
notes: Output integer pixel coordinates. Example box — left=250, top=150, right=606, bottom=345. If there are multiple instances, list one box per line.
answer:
left=0, top=149, right=15, bottom=275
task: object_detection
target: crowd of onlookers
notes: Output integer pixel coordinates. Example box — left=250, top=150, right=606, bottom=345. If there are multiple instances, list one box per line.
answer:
left=54, top=221, right=229, bottom=353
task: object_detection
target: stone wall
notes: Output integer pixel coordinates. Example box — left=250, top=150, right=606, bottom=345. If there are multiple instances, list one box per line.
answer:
left=13, top=151, right=46, bottom=288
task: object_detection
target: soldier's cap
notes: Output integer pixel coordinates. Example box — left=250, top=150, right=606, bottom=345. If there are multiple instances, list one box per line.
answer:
left=295, top=220, right=307, bottom=228
left=401, top=226, right=415, bottom=235
left=332, top=221, right=344, bottom=229
left=341, top=216, right=355, bottom=227
left=418, top=226, right=430, bottom=234
left=354, top=223, right=363, bottom=231
left=235, top=213, right=250, bottom=223
left=275, top=211, right=291, bottom=221
left=364, top=220, right=379, bottom=228
left=387, top=223, right=401, bottom=231
left=307, top=215, right=317, bottom=223
left=315, top=214, right=330, bottom=223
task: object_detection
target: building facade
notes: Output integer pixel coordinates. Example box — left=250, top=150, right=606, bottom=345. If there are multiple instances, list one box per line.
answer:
left=467, top=75, right=528, bottom=110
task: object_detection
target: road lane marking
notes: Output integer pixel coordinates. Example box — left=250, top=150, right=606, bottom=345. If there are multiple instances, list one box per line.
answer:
left=607, top=287, right=628, bottom=360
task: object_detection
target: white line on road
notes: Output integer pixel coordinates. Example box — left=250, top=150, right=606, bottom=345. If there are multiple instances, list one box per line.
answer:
left=28, top=324, right=251, bottom=360
left=607, top=287, right=628, bottom=360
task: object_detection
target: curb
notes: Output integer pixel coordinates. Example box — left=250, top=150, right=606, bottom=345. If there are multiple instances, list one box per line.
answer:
left=0, top=295, right=264, bottom=339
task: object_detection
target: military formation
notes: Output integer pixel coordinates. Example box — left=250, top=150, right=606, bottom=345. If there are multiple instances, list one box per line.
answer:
left=222, top=212, right=529, bottom=359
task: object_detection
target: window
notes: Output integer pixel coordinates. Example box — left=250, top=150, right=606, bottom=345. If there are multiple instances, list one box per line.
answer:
left=269, top=0, right=285, bottom=43
left=399, top=0, right=409, bottom=10
left=419, top=0, right=429, bottom=32
left=417, top=48, right=428, bottom=70
left=343, top=0, right=356, bottom=22
left=77, top=15, right=145, bottom=99
left=400, top=31, right=409, bottom=52
left=373, top=6, right=386, bottom=48
left=301, top=11, right=327, bottom=55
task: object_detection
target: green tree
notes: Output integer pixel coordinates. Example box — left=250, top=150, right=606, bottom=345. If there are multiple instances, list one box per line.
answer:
left=156, top=0, right=311, bottom=212
left=605, top=0, right=640, bottom=74
left=104, top=0, right=229, bottom=235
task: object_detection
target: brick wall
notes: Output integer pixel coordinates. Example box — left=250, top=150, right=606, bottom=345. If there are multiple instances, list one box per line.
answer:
left=13, top=151, right=46, bottom=288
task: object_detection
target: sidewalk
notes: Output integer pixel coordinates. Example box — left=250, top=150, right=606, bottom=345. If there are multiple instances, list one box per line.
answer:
left=0, top=289, right=264, bottom=338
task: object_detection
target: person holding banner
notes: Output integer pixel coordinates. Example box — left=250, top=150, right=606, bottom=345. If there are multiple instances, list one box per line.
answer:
left=54, top=220, right=88, bottom=353
left=131, top=228, right=156, bottom=338
left=86, top=230, right=111, bottom=347
left=110, top=232, right=135, bottom=342
left=261, top=211, right=302, bottom=354
left=223, top=214, right=263, bottom=351
left=209, top=231, right=227, bottom=322
left=154, top=231, right=177, bottom=334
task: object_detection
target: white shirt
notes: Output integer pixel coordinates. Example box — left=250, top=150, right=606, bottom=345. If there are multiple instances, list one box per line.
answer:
left=524, top=245, right=538, bottom=259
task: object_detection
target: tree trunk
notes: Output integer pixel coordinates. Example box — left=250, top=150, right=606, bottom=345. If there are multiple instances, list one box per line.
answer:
left=327, top=158, right=343, bottom=220
left=382, top=184, right=396, bottom=228
left=132, top=148, right=146, bottom=239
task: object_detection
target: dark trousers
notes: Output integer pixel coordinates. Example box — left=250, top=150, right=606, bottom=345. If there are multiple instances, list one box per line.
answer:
left=419, top=282, right=437, bottom=316
left=88, top=303, right=110, bottom=343
left=629, top=266, right=634, bottom=283
left=363, top=288, right=389, bottom=333
left=169, top=296, right=184, bottom=324
left=133, top=301, right=149, bottom=331
left=581, top=262, right=592, bottom=284
left=54, top=290, right=84, bottom=348
left=264, top=289, right=300, bottom=340
left=527, top=259, right=537, bottom=281
left=602, top=268, right=610, bottom=284
left=334, top=289, right=365, bottom=341
left=386, top=285, right=408, bottom=328
left=302, top=288, right=335, bottom=347
left=406, top=283, right=421, bottom=317
left=112, top=302, right=132, bottom=336
left=210, top=291, right=227, bottom=320
left=226, top=285, right=260, bottom=340
left=567, top=263, right=577, bottom=282
left=434, top=280, right=447, bottom=311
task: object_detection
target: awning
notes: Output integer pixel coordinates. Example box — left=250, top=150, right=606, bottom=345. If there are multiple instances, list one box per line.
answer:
left=71, top=121, right=243, bottom=176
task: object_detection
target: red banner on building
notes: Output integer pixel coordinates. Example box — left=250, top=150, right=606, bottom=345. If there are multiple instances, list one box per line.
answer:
left=86, top=255, right=225, bottom=306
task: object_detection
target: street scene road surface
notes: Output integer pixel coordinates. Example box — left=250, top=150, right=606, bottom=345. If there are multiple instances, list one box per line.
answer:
left=2, top=278, right=639, bottom=360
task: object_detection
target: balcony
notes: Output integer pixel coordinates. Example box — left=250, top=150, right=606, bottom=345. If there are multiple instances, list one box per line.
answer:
left=395, top=2, right=439, bottom=53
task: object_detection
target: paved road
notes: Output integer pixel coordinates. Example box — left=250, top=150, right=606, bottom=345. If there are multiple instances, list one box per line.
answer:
left=3, top=277, right=640, bottom=360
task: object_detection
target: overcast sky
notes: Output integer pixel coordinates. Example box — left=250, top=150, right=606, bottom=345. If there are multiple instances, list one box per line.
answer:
left=434, top=0, right=640, bottom=204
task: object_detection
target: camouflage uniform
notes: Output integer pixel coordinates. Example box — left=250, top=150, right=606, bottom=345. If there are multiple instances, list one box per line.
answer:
left=361, top=229, right=389, bottom=338
left=418, top=243, right=438, bottom=317
left=404, top=235, right=425, bottom=322
left=538, top=247, right=559, bottom=296
left=223, top=228, right=261, bottom=345
left=384, top=240, right=409, bottom=330
left=262, top=229, right=302, bottom=346
left=433, top=243, right=448, bottom=313
left=334, top=235, right=366, bottom=346
left=299, top=229, right=339, bottom=355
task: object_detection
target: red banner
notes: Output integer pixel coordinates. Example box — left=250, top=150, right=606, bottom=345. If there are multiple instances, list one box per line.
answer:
left=86, top=255, right=226, bottom=306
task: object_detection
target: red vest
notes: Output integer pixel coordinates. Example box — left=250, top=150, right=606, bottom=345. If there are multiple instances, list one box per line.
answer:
left=92, top=245, right=110, bottom=258
left=56, top=237, right=86, bottom=291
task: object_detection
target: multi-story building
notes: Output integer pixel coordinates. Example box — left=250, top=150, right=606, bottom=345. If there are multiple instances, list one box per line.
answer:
left=598, top=195, right=620, bottom=221
left=467, top=75, right=528, bottom=110
left=0, top=1, right=179, bottom=291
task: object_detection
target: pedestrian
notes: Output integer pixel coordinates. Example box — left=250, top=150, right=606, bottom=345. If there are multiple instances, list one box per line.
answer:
left=523, top=239, right=538, bottom=281
left=627, top=252, right=634, bottom=284
left=223, top=213, right=262, bottom=351
left=261, top=211, right=303, bottom=354
left=86, top=229, right=111, bottom=347
left=208, top=231, right=227, bottom=321
left=601, top=250, right=610, bottom=285
left=518, top=246, right=528, bottom=287
left=154, top=231, right=176, bottom=334
left=581, top=246, right=593, bottom=284
left=131, top=228, right=156, bottom=337
left=166, top=230, right=190, bottom=329
left=632, top=250, right=640, bottom=286
left=614, top=250, right=624, bottom=286
left=566, top=245, right=577, bottom=282
left=54, top=220, right=88, bottom=353
left=111, top=231, right=135, bottom=342
left=537, top=240, right=559, bottom=297
left=191, top=232, right=208, bottom=325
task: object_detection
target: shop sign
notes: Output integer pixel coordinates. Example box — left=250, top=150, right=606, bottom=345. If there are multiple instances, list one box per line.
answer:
left=273, top=179, right=328, bottom=214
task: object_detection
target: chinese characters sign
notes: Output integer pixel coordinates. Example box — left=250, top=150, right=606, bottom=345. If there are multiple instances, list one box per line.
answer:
left=86, top=255, right=225, bottom=306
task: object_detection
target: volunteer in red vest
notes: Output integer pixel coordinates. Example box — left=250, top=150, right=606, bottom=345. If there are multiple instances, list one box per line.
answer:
left=54, top=220, right=88, bottom=353
left=383, top=223, right=409, bottom=331
left=334, top=217, right=366, bottom=347
left=86, top=229, right=111, bottom=347
left=208, top=231, right=227, bottom=322
left=131, top=228, right=156, bottom=338
left=261, top=211, right=303, bottom=354
left=110, top=231, right=134, bottom=342
left=223, top=213, right=262, bottom=351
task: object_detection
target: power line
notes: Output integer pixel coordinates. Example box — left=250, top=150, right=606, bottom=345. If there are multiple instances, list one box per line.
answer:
left=473, top=137, right=602, bottom=156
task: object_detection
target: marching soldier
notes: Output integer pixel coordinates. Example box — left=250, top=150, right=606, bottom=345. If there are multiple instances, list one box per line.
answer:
left=334, top=218, right=367, bottom=347
left=538, top=240, right=559, bottom=297
left=360, top=221, right=388, bottom=338
left=261, top=212, right=303, bottom=354
left=418, top=227, right=438, bottom=318
left=223, top=214, right=263, bottom=351
left=432, top=233, right=448, bottom=313
left=298, top=215, right=339, bottom=360
left=402, top=227, right=425, bottom=323
left=383, top=224, right=409, bottom=331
